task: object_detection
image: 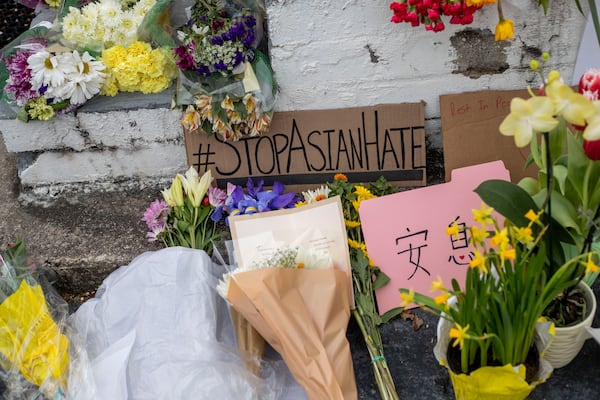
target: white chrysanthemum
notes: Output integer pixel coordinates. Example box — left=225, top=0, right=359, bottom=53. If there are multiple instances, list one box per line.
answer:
left=82, top=3, right=100, bottom=21
left=27, top=50, right=75, bottom=90
left=302, top=185, right=330, bottom=204
left=120, top=12, right=137, bottom=34
left=61, top=51, right=106, bottom=105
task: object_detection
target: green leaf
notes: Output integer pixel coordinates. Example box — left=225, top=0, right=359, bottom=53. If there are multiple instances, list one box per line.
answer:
left=381, top=307, right=404, bottom=324
left=474, top=179, right=539, bottom=226
left=517, top=177, right=540, bottom=196
left=372, top=269, right=390, bottom=290
left=553, top=165, right=568, bottom=195
left=538, top=0, right=550, bottom=14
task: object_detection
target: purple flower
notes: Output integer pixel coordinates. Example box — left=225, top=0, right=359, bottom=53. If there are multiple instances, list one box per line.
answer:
left=208, top=185, right=227, bottom=207
left=4, top=49, right=38, bottom=106
left=213, top=61, right=228, bottom=71
left=142, top=199, right=170, bottom=231
left=209, top=36, right=224, bottom=46
left=173, top=45, right=195, bottom=70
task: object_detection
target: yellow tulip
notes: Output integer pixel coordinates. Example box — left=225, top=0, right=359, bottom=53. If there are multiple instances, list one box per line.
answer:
left=583, top=101, right=600, bottom=141
left=499, top=96, right=558, bottom=147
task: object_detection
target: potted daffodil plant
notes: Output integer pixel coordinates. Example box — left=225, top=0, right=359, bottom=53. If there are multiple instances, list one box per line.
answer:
left=399, top=204, right=597, bottom=399
left=475, top=55, right=600, bottom=368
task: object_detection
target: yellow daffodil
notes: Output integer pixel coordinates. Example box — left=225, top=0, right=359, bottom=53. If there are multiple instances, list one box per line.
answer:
left=495, top=18, right=514, bottom=41
left=490, top=228, right=510, bottom=250
left=582, top=253, right=599, bottom=274
left=513, top=226, right=534, bottom=244
left=500, top=96, right=559, bottom=147
left=469, top=225, right=489, bottom=245
left=472, top=203, right=494, bottom=226
left=430, top=276, right=446, bottom=293
left=501, top=247, right=516, bottom=261
left=399, top=288, right=415, bottom=308
left=449, top=323, right=470, bottom=349
left=469, top=249, right=488, bottom=274
left=446, top=221, right=460, bottom=238
left=434, top=292, right=451, bottom=305
left=525, top=209, right=542, bottom=224
left=545, top=79, right=595, bottom=126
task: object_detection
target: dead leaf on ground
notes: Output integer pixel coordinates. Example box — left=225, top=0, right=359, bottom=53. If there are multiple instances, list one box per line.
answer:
left=400, top=309, right=424, bottom=331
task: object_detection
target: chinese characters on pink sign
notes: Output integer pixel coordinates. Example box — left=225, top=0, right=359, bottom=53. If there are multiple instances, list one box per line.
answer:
left=358, top=161, right=510, bottom=315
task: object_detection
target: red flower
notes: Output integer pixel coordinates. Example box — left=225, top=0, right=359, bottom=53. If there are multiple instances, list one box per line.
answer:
left=583, top=139, right=600, bottom=160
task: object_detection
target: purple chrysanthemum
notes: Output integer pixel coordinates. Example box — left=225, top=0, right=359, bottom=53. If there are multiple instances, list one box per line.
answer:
left=142, top=199, right=170, bottom=232
left=4, top=49, right=38, bottom=106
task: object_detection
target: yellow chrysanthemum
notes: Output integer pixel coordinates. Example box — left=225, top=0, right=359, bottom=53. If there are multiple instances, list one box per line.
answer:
left=495, top=19, right=514, bottom=41
left=348, top=238, right=364, bottom=250
left=355, top=185, right=375, bottom=201
left=449, top=323, right=470, bottom=349
left=345, top=220, right=361, bottom=229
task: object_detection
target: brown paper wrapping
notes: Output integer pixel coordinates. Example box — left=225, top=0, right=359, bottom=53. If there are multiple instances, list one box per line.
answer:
left=227, top=268, right=358, bottom=400
left=229, top=307, right=266, bottom=376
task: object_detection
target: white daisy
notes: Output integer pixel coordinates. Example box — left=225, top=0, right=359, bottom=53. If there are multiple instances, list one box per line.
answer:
left=302, top=185, right=330, bottom=203
left=27, top=50, right=74, bottom=90
left=62, top=51, right=106, bottom=105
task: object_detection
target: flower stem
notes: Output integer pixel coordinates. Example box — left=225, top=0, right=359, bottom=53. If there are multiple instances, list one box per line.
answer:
left=352, top=309, right=400, bottom=400
left=544, top=131, right=553, bottom=266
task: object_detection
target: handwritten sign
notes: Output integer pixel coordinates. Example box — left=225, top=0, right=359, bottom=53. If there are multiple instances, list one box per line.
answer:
left=441, top=89, right=538, bottom=184
left=184, top=103, right=427, bottom=191
left=358, top=161, right=510, bottom=315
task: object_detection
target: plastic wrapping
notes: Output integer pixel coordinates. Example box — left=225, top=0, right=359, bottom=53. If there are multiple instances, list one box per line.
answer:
left=69, top=246, right=305, bottom=399
left=148, top=0, right=277, bottom=141
left=434, top=316, right=554, bottom=400
left=0, top=241, right=96, bottom=400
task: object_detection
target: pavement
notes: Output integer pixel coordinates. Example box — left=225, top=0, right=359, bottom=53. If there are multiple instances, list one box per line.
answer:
left=1, top=132, right=599, bottom=399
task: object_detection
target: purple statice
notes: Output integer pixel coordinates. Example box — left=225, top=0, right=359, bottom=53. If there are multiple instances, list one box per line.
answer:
left=142, top=199, right=170, bottom=242
left=3, top=49, right=38, bottom=106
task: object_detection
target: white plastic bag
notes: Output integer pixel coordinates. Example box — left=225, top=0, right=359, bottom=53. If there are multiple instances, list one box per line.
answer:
left=69, top=247, right=302, bottom=400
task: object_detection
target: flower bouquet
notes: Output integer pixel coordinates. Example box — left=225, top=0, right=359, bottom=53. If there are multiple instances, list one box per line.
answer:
left=142, top=167, right=224, bottom=253
left=324, top=174, right=401, bottom=400
left=0, top=240, right=78, bottom=399
left=474, top=56, right=600, bottom=367
left=0, top=0, right=177, bottom=121
left=219, top=196, right=358, bottom=399
left=399, top=204, right=597, bottom=399
left=171, top=0, right=277, bottom=141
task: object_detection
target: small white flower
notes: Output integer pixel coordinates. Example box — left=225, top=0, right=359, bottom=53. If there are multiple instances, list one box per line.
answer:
left=302, top=186, right=330, bottom=204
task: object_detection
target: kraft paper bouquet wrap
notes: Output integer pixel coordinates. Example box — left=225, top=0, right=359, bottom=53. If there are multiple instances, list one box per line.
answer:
left=217, top=197, right=358, bottom=400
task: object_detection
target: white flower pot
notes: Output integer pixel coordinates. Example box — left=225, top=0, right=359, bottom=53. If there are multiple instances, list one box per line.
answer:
left=544, top=282, right=597, bottom=368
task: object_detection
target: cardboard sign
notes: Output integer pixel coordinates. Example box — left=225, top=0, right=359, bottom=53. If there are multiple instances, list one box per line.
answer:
left=441, top=89, right=538, bottom=184
left=184, top=103, right=427, bottom=191
left=358, top=161, right=510, bottom=315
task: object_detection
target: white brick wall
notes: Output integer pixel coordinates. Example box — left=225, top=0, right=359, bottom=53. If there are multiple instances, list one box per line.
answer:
left=0, top=0, right=590, bottom=200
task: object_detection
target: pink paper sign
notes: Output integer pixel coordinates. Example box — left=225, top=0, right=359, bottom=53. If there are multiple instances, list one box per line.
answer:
left=358, top=161, right=510, bottom=315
